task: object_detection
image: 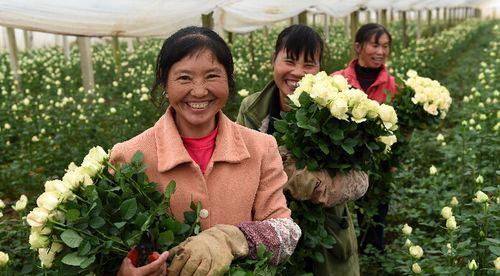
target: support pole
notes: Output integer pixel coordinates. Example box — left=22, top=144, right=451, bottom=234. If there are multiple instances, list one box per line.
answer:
left=6, top=27, right=21, bottom=92
left=111, top=36, right=121, bottom=74
left=416, top=10, right=422, bottom=40
left=344, top=16, right=350, bottom=37
left=127, top=38, right=134, bottom=52
left=227, top=32, right=233, bottom=44
left=381, top=9, right=388, bottom=26
left=350, top=11, right=359, bottom=41
left=427, top=9, right=432, bottom=27
left=298, top=11, right=308, bottom=25
left=324, top=13, right=330, bottom=42
left=23, top=30, right=32, bottom=50
left=401, top=11, right=408, bottom=48
left=202, top=12, right=214, bottom=29
left=436, top=8, right=440, bottom=32
left=77, top=37, right=95, bottom=92
left=62, top=35, right=70, bottom=62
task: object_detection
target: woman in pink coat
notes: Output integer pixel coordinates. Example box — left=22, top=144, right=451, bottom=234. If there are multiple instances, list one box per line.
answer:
left=332, top=23, right=397, bottom=255
left=113, top=27, right=301, bottom=276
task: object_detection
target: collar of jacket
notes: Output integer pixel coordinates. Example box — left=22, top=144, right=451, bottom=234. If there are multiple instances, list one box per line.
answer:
left=241, top=81, right=277, bottom=130
left=343, top=59, right=390, bottom=91
left=154, top=107, right=251, bottom=172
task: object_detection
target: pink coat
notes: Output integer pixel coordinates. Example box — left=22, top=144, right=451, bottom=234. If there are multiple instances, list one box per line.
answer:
left=110, top=107, right=291, bottom=230
left=332, top=59, right=398, bottom=103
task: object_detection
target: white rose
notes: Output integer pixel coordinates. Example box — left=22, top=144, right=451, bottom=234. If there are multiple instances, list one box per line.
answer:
left=450, top=196, right=459, bottom=207
left=83, top=146, right=108, bottom=165
left=475, top=175, right=484, bottom=184
left=296, top=74, right=315, bottom=93
left=66, top=162, right=78, bottom=173
left=287, top=92, right=301, bottom=107
left=80, top=159, right=102, bottom=178
left=429, top=165, right=438, bottom=175
left=468, top=259, right=478, bottom=271
left=404, top=239, right=412, bottom=248
left=377, top=104, right=398, bottom=130
left=237, top=89, right=249, bottom=97
left=27, top=207, right=50, bottom=227
left=0, top=251, right=9, bottom=267
left=436, top=134, right=445, bottom=141
left=44, top=180, right=74, bottom=202
left=409, top=245, right=424, bottom=259
left=473, top=191, right=489, bottom=203
left=412, top=263, right=422, bottom=274
left=402, top=223, right=412, bottom=236
left=364, top=99, right=380, bottom=119
left=310, top=81, right=335, bottom=107
left=328, top=93, right=349, bottom=120
left=12, top=195, right=28, bottom=211
left=347, top=89, right=368, bottom=107
left=441, top=206, right=453, bottom=219
left=378, top=135, right=397, bottom=152
left=0, top=199, right=5, bottom=209
left=63, top=170, right=90, bottom=189
left=29, top=230, right=50, bottom=249
left=494, top=257, right=500, bottom=270
left=330, top=74, right=349, bottom=91
left=407, top=69, right=418, bottom=78
left=38, top=248, right=57, bottom=268
left=446, top=216, right=457, bottom=231
left=36, top=192, right=59, bottom=211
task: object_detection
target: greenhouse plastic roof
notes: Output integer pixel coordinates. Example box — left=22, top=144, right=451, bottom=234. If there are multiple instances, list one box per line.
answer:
left=0, top=0, right=495, bottom=37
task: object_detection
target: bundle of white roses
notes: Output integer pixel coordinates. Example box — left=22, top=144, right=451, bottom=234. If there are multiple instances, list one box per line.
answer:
left=275, top=71, right=398, bottom=175
left=25, top=147, right=199, bottom=274
left=393, top=70, right=453, bottom=131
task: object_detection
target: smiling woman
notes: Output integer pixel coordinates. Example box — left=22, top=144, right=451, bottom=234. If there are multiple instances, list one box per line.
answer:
left=110, top=26, right=301, bottom=276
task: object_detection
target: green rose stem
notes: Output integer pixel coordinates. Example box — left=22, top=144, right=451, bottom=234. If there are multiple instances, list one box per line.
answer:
left=49, top=219, right=128, bottom=253
left=448, top=231, right=455, bottom=266
left=101, top=161, right=154, bottom=203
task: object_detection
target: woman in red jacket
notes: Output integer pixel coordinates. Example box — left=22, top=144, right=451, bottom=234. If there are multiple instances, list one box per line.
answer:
left=332, top=23, right=397, bottom=254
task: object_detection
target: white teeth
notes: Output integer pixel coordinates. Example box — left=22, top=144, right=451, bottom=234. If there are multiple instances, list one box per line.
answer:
left=287, top=81, right=299, bottom=88
left=187, top=101, right=210, bottom=109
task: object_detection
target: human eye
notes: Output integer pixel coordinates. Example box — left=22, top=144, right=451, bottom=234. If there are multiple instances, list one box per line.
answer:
left=177, top=74, right=191, bottom=81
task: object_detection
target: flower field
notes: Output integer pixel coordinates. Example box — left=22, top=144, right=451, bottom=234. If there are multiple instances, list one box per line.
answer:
left=0, top=18, right=499, bottom=275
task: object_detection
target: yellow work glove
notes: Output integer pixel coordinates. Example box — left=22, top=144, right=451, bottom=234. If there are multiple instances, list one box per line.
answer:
left=168, top=224, right=249, bottom=276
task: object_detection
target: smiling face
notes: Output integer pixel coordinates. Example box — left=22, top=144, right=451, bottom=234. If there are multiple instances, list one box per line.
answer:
left=166, top=49, right=229, bottom=138
left=355, top=33, right=390, bottom=69
left=273, top=49, right=320, bottom=111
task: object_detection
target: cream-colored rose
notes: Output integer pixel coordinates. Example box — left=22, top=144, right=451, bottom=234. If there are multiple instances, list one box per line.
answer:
left=0, top=251, right=9, bottom=267
left=446, top=216, right=457, bottom=231
left=407, top=69, right=418, bottom=78
left=468, top=259, right=478, bottom=271
left=296, top=74, right=315, bottom=93
left=83, top=146, right=108, bottom=166
left=450, top=196, right=459, bottom=207
left=38, top=248, right=57, bottom=268
left=288, top=92, right=302, bottom=107
left=44, top=180, right=74, bottom=202
left=429, top=165, right=438, bottom=175
left=330, top=74, right=349, bottom=91
left=12, top=194, right=28, bottom=211
left=62, top=170, right=89, bottom=189
left=80, top=159, right=103, bottom=178
left=237, top=89, right=249, bottom=97
left=0, top=199, right=4, bottom=209
left=377, top=104, right=398, bottom=131
left=473, top=191, right=489, bottom=203
left=351, top=102, right=369, bottom=123
left=347, top=89, right=368, bottom=107
left=364, top=99, right=380, bottom=119
left=436, top=133, right=445, bottom=141
left=404, top=239, right=412, bottom=248
left=494, top=256, right=500, bottom=270
left=328, top=93, right=349, bottom=120
left=412, top=263, right=422, bottom=274
left=409, top=245, right=424, bottom=259
left=66, top=162, right=78, bottom=173
left=27, top=207, right=50, bottom=227
left=378, top=135, right=397, bottom=152
left=310, top=81, right=335, bottom=107
left=36, top=192, right=59, bottom=211
left=29, top=230, right=50, bottom=249
left=50, top=242, right=64, bottom=253
left=441, top=206, right=453, bottom=219
left=402, top=223, right=412, bottom=236
left=475, top=175, right=484, bottom=184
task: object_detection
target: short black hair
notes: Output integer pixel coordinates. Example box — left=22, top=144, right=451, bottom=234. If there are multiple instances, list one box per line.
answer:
left=273, top=24, right=324, bottom=64
left=151, top=26, right=235, bottom=108
left=355, top=23, right=392, bottom=47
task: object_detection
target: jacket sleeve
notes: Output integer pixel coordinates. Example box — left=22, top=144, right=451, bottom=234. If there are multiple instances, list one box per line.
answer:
left=237, top=218, right=301, bottom=265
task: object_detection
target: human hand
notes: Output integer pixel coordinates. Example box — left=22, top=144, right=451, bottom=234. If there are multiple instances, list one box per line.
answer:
left=117, top=251, right=169, bottom=276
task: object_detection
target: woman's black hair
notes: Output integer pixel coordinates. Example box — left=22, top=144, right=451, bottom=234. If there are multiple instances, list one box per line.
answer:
left=273, top=24, right=324, bottom=64
left=355, top=23, right=392, bottom=47
left=151, top=26, right=235, bottom=108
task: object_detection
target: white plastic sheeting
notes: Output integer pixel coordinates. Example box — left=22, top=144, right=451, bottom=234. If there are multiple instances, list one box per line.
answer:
left=0, top=0, right=224, bottom=37
left=0, top=0, right=493, bottom=37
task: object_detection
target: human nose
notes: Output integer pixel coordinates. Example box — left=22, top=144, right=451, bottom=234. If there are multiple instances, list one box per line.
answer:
left=291, top=65, right=306, bottom=77
left=190, top=82, right=208, bottom=97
